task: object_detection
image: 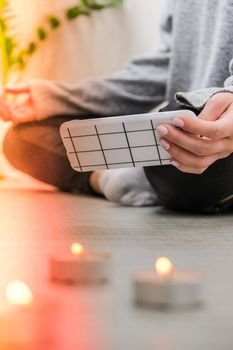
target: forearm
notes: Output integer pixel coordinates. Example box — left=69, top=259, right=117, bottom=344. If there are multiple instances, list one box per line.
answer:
left=29, top=1, right=173, bottom=121
left=29, top=50, right=170, bottom=120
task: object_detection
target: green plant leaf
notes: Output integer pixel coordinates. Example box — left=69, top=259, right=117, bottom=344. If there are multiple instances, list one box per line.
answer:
left=27, top=42, right=37, bottom=55
left=80, top=0, right=90, bottom=7
left=37, top=27, right=47, bottom=40
left=48, top=16, right=61, bottom=29
left=0, top=0, right=123, bottom=83
left=66, top=6, right=81, bottom=19
left=66, top=6, right=90, bottom=19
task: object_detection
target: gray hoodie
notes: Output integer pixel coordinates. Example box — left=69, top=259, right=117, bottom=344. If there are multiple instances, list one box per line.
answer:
left=28, top=0, right=233, bottom=120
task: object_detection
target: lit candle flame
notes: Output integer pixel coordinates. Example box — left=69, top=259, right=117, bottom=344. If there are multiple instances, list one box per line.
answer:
left=155, top=257, right=173, bottom=277
left=5, top=281, right=34, bottom=306
left=71, top=243, right=84, bottom=256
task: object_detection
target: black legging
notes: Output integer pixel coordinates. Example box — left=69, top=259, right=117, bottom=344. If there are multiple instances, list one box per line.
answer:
left=144, top=101, right=233, bottom=214
left=3, top=115, right=97, bottom=196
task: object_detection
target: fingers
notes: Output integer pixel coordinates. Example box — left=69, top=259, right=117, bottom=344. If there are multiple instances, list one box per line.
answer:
left=165, top=141, right=230, bottom=174
left=159, top=137, right=232, bottom=174
left=171, top=161, right=208, bottom=175
left=172, top=115, right=219, bottom=138
left=4, top=85, right=30, bottom=96
left=170, top=93, right=233, bottom=139
left=198, top=93, right=233, bottom=121
left=173, top=114, right=233, bottom=139
left=0, top=100, right=13, bottom=121
left=157, top=124, right=233, bottom=156
left=170, top=151, right=230, bottom=174
left=0, top=101, right=36, bottom=123
left=10, top=105, right=37, bottom=123
left=5, top=85, right=29, bottom=94
left=156, top=92, right=233, bottom=174
left=159, top=139, right=217, bottom=173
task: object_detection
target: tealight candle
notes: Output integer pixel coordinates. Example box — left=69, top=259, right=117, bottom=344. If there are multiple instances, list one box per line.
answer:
left=0, top=281, right=57, bottom=349
left=50, top=243, right=110, bottom=284
left=134, top=257, right=203, bottom=308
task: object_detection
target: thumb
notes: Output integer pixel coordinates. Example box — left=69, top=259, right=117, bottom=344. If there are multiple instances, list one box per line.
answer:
left=198, top=93, right=233, bottom=121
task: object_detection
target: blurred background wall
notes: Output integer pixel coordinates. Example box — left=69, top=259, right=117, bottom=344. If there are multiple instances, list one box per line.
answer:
left=11, top=0, right=163, bottom=82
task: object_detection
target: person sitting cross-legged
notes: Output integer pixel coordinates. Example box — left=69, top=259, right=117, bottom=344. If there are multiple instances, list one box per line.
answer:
left=2, top=0, right=233, bottom=214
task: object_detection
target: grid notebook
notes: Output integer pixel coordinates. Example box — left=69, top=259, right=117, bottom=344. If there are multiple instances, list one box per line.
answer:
left=60, top=110, right=195, bottom=172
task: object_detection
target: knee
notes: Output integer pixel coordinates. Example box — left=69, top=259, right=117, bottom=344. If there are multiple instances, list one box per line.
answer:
left=144, top=166, right=222, bottom=214
left=3, top=122, right=76, bottom=191
left=3, top=124, right=24, bottom=170
left=156, top=186, right=217, bottom=214
left=161, top=194, right=219, bottom=214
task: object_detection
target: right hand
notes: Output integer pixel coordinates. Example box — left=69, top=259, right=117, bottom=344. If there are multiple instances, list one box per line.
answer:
left=0, top=85, right=38, bottom=123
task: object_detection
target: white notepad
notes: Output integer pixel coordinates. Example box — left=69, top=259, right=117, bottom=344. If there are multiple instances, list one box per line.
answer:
left=60, top=110, right=195, bottom=172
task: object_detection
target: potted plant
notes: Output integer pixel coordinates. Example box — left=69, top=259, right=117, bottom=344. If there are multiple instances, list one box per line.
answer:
left=0, top=0, right=123, bottom=85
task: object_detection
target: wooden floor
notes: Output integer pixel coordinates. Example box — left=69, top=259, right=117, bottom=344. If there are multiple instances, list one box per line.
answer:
left=0, top=181, right=233, bottom=350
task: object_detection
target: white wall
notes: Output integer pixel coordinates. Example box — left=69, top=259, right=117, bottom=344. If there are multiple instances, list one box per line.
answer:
left=10, top=0, right=162, bottom=82
left=0, top=0, right=163, bottom=177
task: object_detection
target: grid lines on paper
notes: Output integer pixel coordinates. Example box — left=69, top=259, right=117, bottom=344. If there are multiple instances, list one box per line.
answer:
left=63, top=119, right=171, bottom=172
left=67, top=128, right=82, bottom=172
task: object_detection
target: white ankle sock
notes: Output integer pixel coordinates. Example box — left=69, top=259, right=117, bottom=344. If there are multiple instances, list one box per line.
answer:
left=98, top=168, right=158, bottom=207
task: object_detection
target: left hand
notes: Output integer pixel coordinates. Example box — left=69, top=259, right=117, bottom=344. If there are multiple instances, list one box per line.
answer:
left=156, top=93, right=233, bottom=174
left=0, top=85, right=38, bottom=123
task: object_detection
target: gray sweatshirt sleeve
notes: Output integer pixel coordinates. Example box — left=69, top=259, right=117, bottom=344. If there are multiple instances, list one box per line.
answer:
left=29, top=4, right=173, bottom=120
left=175, top=58, right=233, bottom=111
